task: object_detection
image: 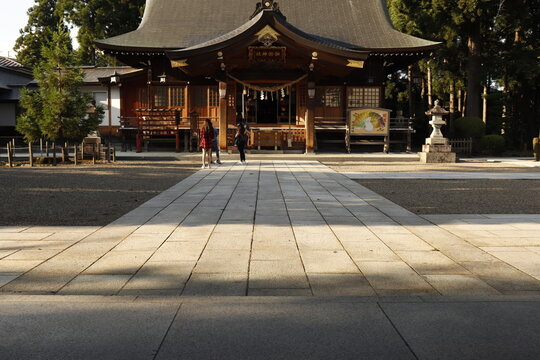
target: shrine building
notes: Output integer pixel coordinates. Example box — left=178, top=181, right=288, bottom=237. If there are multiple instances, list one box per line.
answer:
left=95, top=0, right=439, bottom=153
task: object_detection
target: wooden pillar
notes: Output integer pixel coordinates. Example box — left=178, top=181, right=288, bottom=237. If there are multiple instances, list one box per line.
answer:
left=305, top=101, right=315, bottom=154
left=219, top=82, right=228, bottom=152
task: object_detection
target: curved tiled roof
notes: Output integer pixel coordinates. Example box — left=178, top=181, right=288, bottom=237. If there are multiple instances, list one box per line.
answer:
left=96, top=0, right=438, bottom=52
left=0, top=57, right=26, bottom=68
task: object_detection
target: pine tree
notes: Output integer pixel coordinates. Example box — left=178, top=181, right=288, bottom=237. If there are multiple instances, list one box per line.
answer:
left=17, top=26, right=103, bottom=150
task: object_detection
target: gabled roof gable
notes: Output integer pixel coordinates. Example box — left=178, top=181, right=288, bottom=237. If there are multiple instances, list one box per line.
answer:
left=96, top=0, right=438, bottom=53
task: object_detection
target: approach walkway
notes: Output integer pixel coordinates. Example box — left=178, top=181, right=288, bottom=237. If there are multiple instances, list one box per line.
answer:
left=1, top=160, right=540, bottom=297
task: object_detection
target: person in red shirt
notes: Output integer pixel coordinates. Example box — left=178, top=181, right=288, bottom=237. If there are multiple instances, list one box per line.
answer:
left=199, top=119, right=214, bottom=169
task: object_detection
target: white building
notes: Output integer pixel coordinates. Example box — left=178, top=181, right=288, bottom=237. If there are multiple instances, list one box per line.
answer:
left=79, top=66, right=143, bottom=136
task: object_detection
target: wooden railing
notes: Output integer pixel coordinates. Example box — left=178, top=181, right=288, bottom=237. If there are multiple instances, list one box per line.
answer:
left=227, top=128, right=306, bottom=151
left=119, top=110, right=221, bottom=152
left=314, top=116, right=416, bottom=153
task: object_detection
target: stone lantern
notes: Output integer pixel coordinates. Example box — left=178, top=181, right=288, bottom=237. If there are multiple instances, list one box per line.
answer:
left=419, top=100, right=456, bottom=163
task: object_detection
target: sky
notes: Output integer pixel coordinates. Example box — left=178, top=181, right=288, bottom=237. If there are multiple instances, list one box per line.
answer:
left=0, top=0, right=78, bottom=59
left=0, top=0, right=35, bottom=57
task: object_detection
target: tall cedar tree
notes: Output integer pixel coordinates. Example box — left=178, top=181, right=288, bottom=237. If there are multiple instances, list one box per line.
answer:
left=17, top=26, right=103, bottom=144
left=14, top=0, right=65, bottom=68
left=57, top=0, right=145, bottom=65
left=388, top=0, right=539, bottom=145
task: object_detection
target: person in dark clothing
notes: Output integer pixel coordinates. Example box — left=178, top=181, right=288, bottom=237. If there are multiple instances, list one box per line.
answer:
left=234, top=124, right=249, bottom=164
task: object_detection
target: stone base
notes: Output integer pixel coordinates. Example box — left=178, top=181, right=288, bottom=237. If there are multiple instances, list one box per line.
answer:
left=419, top=151, right=457, bottom=163
left=426, top=137, right=449, bottom=146
left=422, top=144, right=453, bottom=153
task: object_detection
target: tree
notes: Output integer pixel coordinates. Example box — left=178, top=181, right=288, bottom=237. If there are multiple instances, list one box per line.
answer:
left=388, top=0, right=496, bottom=118
left=57, top=0, right=145, bottom=65
left=14, top=0, right=66, bottom=68
left=492, top=0, right=540, bottom=147
left=17, top=26, right=103, bottom=152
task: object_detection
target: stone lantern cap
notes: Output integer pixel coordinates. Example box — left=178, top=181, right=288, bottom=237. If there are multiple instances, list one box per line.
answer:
left=426, top=100, right=449, bottom=116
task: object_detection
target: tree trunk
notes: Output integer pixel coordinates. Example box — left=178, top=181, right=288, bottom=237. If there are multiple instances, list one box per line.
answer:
left=482, top=85, right=488, bottom=124
left=408, top=66, right=414, bottom=118
left=449, top=81, right=456, bottom=134
left=501, top=71, right=509, bottom=134
left=466, top=21, right=482, bottom=118
left=427, top=64, right=433, bottom=107
left=458, top=87, right=463, bottom=115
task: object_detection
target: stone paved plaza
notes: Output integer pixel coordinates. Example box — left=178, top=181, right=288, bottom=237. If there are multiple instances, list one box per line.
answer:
left=1, top=160, right=540, bottom=297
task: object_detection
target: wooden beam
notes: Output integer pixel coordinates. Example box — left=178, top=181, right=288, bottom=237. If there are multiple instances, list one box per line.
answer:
left=219, top=82, right=228, bottom=151
left=305, top=99, right=315, bottom=153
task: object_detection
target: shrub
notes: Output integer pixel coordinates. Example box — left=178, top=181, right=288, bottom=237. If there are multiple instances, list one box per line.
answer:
left=480, top=135, right=506, bottom=156
left=454, top=117, right=486, bottom=138
left=534, top=137, right=539, bottom=161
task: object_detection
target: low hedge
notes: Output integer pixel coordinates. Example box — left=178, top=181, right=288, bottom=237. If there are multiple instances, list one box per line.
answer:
left=480, top=135, right=506, bottom=156
left=454, top=117, right=486, bottom=138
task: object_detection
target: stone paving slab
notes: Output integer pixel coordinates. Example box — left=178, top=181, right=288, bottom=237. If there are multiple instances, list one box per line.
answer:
left=381, top=301, right=540, bottom=360
left=155, top=299, right=415, bottom=360
left=0, top=298, right=179, bottom=360
left=0, top=161, right=540, bottom=297
left=2, top=295, right=540, bottom=359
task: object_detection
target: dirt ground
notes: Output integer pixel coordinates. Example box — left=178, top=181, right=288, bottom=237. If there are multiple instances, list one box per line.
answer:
left=0, top=160, right=198, bottom=226
left=323, top=160, right=540, bottom=214
left=323, top=160, right=540, bottom=173
left=1, top=158, right=538, bottom=226
left=356, top=179, right=540, bottom=214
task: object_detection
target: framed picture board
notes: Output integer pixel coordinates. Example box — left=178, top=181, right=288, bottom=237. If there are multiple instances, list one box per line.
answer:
left=348, top=108, right=391, bottom=136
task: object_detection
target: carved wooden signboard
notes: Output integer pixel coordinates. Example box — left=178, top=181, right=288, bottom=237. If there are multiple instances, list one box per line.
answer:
left=248, top=46, right=286, bottom=64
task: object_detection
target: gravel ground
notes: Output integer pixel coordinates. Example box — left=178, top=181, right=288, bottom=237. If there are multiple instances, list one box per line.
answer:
left=324, top=160, right=540, bottom=173
left=0, top=160, right=198, bottom=226
left=357, top=179, right=540, bottom=214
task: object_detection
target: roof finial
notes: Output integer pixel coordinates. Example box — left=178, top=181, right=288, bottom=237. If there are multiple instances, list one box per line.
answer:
left=252, top=1, right=279, bottom=18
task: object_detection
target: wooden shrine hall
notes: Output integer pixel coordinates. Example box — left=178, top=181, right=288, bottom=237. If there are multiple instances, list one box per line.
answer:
left=95, top=0, right=439, bottom=153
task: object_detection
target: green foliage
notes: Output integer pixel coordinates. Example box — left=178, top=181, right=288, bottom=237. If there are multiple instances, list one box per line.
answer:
left=57, top=0, right=145, bottom=65
left=16, top=0, right=145, bottom=66
left=16, top=26, right=103, bottom=144
left=454, top=117, right=486, bottom=138
left=480, top=135, right=506, bottom=156
left=387, top=0, right=540, bottom=150
left=14, top=0, right=66, bottom=67
left=16, top=89, right=43, bottom=143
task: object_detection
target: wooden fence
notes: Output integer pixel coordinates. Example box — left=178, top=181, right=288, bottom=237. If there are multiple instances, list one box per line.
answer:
left=449, top=138, right=473, bottom=156
left=1, top=138, right=116, bottom=167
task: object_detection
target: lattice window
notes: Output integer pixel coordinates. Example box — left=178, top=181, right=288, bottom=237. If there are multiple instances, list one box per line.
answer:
left=347, top=88, right=364, bottom=107
left=228, top=94, right=236, bottom=108
left=347, top=87, right=381, bottom=108
left=138, top=88, right=150, bottom=109
left=169, top=87, right=185, bottom=107
left=316, top=88, right=342, bottom=108
left=208, top=88, right=219, bottom=107
left=150, top=86, right=186, bottom=108
left=364, top=87, right=380, bottom=107
left=153, top=87, right=168, bottom=108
